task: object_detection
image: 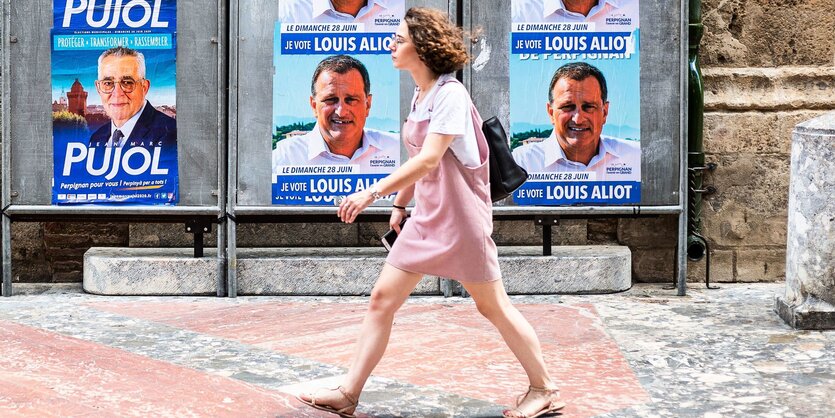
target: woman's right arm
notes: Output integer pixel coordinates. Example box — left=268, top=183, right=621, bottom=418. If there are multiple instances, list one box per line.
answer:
left=337, top=132, right=455, bottom=223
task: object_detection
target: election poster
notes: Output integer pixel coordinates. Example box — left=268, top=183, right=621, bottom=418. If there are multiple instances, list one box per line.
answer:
left=51, top=0, right=178, bottom=205
left=272, top=0, right=404, bottom=205
left=509, top=0, right=641, bottom=205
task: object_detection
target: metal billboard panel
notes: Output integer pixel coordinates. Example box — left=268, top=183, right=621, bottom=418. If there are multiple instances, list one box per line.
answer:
left=235, top=0, right=683, bottom=212
left=233, top=0, right=451, bottom=208
left=466, top=0, right=683, bottom=207
left=6, top=0, right=223, bottom=209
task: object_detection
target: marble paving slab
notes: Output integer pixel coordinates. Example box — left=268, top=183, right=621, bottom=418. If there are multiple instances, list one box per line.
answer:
left=0, top=283, right=832, bottom=417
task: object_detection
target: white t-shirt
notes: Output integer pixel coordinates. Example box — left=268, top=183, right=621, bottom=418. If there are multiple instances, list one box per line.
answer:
left=409, top=74, right=481, bottom=168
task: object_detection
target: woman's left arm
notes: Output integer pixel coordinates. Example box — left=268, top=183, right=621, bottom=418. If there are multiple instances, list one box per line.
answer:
left=337, top=132, right=455, bottom=223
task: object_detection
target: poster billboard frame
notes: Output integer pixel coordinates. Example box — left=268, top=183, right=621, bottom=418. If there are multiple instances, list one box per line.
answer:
left=227, top=0, right=688, bottom=296
left=231, top=0, right=685, bottom=215
left=1, top=0, right=228, bottom=296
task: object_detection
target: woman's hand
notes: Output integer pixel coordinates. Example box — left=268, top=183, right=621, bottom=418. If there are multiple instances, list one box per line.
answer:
left=390, top=207, right=408, bottom=232
left=337, top=190, right=375, bottom=223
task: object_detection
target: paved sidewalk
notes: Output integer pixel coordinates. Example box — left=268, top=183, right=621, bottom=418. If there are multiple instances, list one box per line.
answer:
left=0, top=283, right=832, bottom=417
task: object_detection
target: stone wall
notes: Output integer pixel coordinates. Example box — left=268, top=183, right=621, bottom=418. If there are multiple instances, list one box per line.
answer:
left=4, top=1, right=834, bottom=284
left=694, top=0, right=835, bottom=283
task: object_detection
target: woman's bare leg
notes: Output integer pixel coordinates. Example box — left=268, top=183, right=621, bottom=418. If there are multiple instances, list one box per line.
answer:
left=298, top=263, right=423, bottom=413
left=461, top=279, right=561, bottom=417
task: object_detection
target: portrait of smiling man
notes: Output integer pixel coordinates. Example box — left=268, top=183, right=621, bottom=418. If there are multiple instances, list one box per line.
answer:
left=88, top=46, right=176, bottom=148
left=272, top=54, right=400, bottom=174
left=512, top=61, right=640, bottom=180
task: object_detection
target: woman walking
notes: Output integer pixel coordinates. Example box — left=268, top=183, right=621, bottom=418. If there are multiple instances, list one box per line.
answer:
left=297, top=7, right=565, bottom=418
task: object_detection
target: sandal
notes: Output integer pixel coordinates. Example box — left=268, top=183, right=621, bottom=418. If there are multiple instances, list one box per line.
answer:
left=296, top=385, right=358, bottom=418
left=502, top=385, right=566, bottom=418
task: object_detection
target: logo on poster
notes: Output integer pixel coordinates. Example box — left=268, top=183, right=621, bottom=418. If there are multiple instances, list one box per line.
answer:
left=373, top=13, right=400, bottom=27
left=606, top=163, right=633, bottom=175
left=605, top=14, right=632, bottom=26
left=369, top=158, right=396, bottom=168
left=62, top=0, right=171, bottom=29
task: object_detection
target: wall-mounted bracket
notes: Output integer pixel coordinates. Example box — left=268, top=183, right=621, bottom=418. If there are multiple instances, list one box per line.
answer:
left=185, top=219, right=212, bottom=258
left=534, top=216, right=559, bottom=256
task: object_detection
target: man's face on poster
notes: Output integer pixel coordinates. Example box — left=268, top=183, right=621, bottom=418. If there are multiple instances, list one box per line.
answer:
left=309, top=69, right=372, bottom=155
left=96, top=55, right=150, bottom=127
left=547, top=76, right=609, bottom=157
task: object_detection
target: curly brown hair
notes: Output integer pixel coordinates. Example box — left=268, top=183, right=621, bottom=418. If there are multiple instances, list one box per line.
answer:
left=404, top=7, right=469, bottom=76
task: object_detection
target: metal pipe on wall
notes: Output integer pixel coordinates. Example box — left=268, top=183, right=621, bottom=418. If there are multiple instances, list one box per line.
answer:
left=687, top=0, right=708, bottom=262
left=216, top=0, right=230, bottom=297
left=1, top=0, right=12, bottom=297
left=676, top=0, right=691, bottom=296
left=225, top=0, right=240, bottom=298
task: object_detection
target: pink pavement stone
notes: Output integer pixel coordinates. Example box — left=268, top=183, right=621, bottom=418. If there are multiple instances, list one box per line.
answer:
left=0, top=321, right=329, bottom=417
left=90, top=300, right=650, bottom=417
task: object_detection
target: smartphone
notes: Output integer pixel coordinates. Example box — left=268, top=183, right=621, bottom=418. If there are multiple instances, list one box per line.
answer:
left=381, top=218, right=408, bottom=251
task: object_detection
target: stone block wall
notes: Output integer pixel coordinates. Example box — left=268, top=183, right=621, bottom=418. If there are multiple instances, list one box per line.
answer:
left=4, top=1, right=834, bottom=284
left=692, top=0, right=835, bottom=283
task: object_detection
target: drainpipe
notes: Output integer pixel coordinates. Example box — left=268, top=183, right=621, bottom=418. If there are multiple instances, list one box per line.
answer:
left=688, top=0, right=719, bottom=288
left=687, top=0, right=710, bottom=261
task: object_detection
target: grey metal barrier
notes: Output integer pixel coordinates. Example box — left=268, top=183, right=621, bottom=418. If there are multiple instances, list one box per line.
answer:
left=0, top=0, right=228, bottom=296
left=228, top=0, right=689, bottom=296
left=227, top=0, right=452, bottom=297
left=1, top=0, right=688, bottom=297
left=462, top=0, right=689, bottom=294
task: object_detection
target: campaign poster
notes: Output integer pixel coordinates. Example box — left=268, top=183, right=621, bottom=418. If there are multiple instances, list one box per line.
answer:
left=272, top=0, right=404, bottom=205
left=509, top=0, right=641, bottom=205
left=51, top=0, right=178, bottom=205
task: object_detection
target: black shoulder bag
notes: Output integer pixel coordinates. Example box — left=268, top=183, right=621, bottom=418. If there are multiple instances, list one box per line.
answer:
left=482, top=116, right=528, bottom=202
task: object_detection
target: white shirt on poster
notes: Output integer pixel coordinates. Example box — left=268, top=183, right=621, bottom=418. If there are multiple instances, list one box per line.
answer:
left=512, top=0, right=638, bottom=31
left=409, top=73, right=481, bottom=168
left=272, top=124, right=400, bottom=175
left=512, top=132, right=641, bottom=181
left=279, top=0, right=404, bottom=32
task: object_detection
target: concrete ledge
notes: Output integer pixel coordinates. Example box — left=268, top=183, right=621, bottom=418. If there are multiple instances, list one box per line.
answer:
left=236, top=248, right=439, bottom=296
left=84, top=245, right=631, bottom=296
left=499, top=246, right=631, bottom=294
left=84, top=248, right=218, bottom=296
left=7, top=283, right=84, bottom=295
left=237, top=246, right=630, bottom=295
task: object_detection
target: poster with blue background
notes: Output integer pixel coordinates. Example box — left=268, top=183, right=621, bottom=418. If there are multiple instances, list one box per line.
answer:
left=272, top=0, right=404, bottom=205
left=51, top=0, right=178, bottom=205
left=510, top=0, right=641, bottom=205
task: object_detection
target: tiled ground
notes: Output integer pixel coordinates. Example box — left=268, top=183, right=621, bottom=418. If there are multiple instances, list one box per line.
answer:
left=0, top=283, right=832, bottom=417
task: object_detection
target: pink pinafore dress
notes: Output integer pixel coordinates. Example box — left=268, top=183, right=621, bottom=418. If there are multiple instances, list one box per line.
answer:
left=386, top=78, right=501, bottom=283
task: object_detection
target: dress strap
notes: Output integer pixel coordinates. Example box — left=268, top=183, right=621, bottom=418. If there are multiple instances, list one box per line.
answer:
left=425, top=77, right=463, bottom=114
